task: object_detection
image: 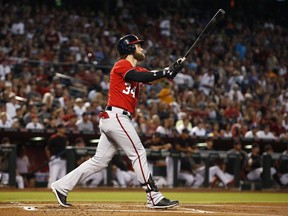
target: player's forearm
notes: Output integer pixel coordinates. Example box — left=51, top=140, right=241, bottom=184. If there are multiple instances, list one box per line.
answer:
left=125, top=69, right=167, bottom=82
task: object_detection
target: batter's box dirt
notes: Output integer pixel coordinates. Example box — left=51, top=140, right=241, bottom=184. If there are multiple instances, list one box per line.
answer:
left=0, top=202, right=287, bottom=216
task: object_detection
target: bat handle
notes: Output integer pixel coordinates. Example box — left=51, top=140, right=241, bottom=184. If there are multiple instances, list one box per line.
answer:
left=179, top=57, right=186, bottom=63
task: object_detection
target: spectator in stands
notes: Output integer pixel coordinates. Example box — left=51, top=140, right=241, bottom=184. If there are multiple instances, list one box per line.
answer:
left=146, top=114, right=162, bottom=136
left=198, top=68, right=215, bottom=96
left=11, top=17, right=25, bottom=35
left=44, top=117, right=58, bottom=129
left=23, top=105, right=39, bottom=126
left=270, top=115, right=286, bottom=137
left=53, top=108, right=66, bottom=127
left=25, top=115, right=44, bottom=130
left=0, top=111, right=12, bottom=128
left=73, top=98, right=86, bottom=118
left=207, top=102, right=218, bottom=123
left=0, top=58, right=11, bottom=81
left=5, top=92, right=20, bottom=118
left=220, top=122, right=233, bottom=137
left=228, top=83, right=244, bottom=103
left=100, top=74, right=110, bottom=93
left=12, top=107, right=25, bottom=128
left=133, top=112, right=148, bottom=136
left=231, top=118, right=247, bottom=138
left=190, top=119, right=206, bottom=137
left=0, top=137, right=24, bottom=189
left=210, top=122, right=221, bottom=138
left=224, top=101, right=240, bottom=124
left=45, top=26, right=60, bottom=50
left=244, top=125, right=259, bottom=138
left=89, top=97, right=103, bottom=115
left=26, top=81, right=42, bottom=103
left=155, top=116, right=175, bottom=136
left=175, top=112, right=193, bottom=134
left=278, top=90, right=288, bottom=113
left=157, top=81, right=175, bottom=105
left=281, top=113, right=288, bottom=131
left=65, top=114, right=78, bottom=132
left=256, top=124, right=276, bottom=140
left=42, top=92, right=57, bottom=111
left=76, top=112, right=94, bottom=132
left=38, top=103, right=51, bottom=124
left=16, top=145, right=35, bottom=188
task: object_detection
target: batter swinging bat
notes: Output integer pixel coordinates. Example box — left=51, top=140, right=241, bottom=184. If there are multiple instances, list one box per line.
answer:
left=181, top=9, right=225, bottom=62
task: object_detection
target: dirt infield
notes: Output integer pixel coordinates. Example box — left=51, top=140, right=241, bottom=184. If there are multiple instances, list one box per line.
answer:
left=1, top=188, right=288, bottom=216
left=1, top=202, right=287, bottom=216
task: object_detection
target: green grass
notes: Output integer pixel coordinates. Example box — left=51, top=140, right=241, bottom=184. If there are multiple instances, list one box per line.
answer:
left=1, top=190, right=288, bottom=203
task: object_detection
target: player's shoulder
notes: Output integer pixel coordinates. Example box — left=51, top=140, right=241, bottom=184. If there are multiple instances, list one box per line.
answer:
left=135, top=65, right=149, bottom=72
left=114, top=59, right=131, bottom=67
left=112, top=59, right=133, bottom=74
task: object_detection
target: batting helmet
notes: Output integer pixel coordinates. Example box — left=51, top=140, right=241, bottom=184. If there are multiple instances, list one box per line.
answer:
left=116, top=34, right=144, bottom=56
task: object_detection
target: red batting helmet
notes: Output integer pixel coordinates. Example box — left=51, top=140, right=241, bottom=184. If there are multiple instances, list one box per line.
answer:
left=116, top=34, right=144, bottom=56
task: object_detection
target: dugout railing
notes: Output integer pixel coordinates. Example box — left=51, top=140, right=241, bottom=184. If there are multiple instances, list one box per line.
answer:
left=0, top=144, right=284, bottom=189
left=64, top=146, right=282, bottom=189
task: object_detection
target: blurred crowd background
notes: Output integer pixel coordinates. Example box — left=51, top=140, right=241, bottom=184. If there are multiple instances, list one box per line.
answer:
left=0, top=0, right=287, bottom=141
left=0, top=0, right=288, bottom=189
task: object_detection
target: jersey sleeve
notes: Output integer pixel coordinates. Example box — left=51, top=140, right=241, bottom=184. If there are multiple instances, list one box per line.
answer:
left=113, top=60, right=134, bottom=78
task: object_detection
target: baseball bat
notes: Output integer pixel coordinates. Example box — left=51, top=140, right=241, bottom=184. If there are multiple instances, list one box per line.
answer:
left=181, top=9, right=225, bottom=62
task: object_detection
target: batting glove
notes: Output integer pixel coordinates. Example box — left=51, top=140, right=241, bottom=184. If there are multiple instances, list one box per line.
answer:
left=166, top=58, right=185, bottom=79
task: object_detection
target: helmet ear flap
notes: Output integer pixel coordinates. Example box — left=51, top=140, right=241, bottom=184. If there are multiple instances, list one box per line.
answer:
left=126, top=44, right=136, bottom=54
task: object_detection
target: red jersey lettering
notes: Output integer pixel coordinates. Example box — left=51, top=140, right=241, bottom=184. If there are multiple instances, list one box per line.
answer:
left=108, top=59, right=148, bottom=115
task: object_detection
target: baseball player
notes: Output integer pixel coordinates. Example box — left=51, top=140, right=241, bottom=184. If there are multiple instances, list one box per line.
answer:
left=51, top=34, right=183, bottom=209
left=45, top=124, right=68, bottom=188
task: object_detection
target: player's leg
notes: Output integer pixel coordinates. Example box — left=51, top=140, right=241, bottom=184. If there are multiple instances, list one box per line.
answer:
left=210, top=165, right=231, bottom=185
left=51, top=132, right=117, bottom=206
left=115, top=168, right=129, bottom=187
left=101, top=168, right=108, bottom=185
left=127, top=170, right=140, bottom=186
left=88, top=172, right=104, bottom=187
left=58, top=159, right=67, bottom=180
left=280, top=173, right=288, bottom=185
left=165, top=156, right=175, bottom=188
left=178, top=172, right=194, bottom=186
left=16, top=175, right=24, bottom=189
left=247, top=169, right=261, bottom=181
left=1, top=173, right=9, bottom=185
left=192, top=173, right=204, bottom=188
left=147, top=161, right=154, bottom=176
left=47, top=159, right=59, bottom=188
left=108, top=114, right=178, bottom=208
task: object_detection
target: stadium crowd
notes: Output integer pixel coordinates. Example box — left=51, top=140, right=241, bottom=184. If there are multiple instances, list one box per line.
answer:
left=0, top=1, right=288, bottom=188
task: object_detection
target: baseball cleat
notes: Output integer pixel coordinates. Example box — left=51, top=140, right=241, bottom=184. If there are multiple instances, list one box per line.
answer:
left=147, top=198, right=179, bottom=209
left=51, top=186, right=72, bottom=208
